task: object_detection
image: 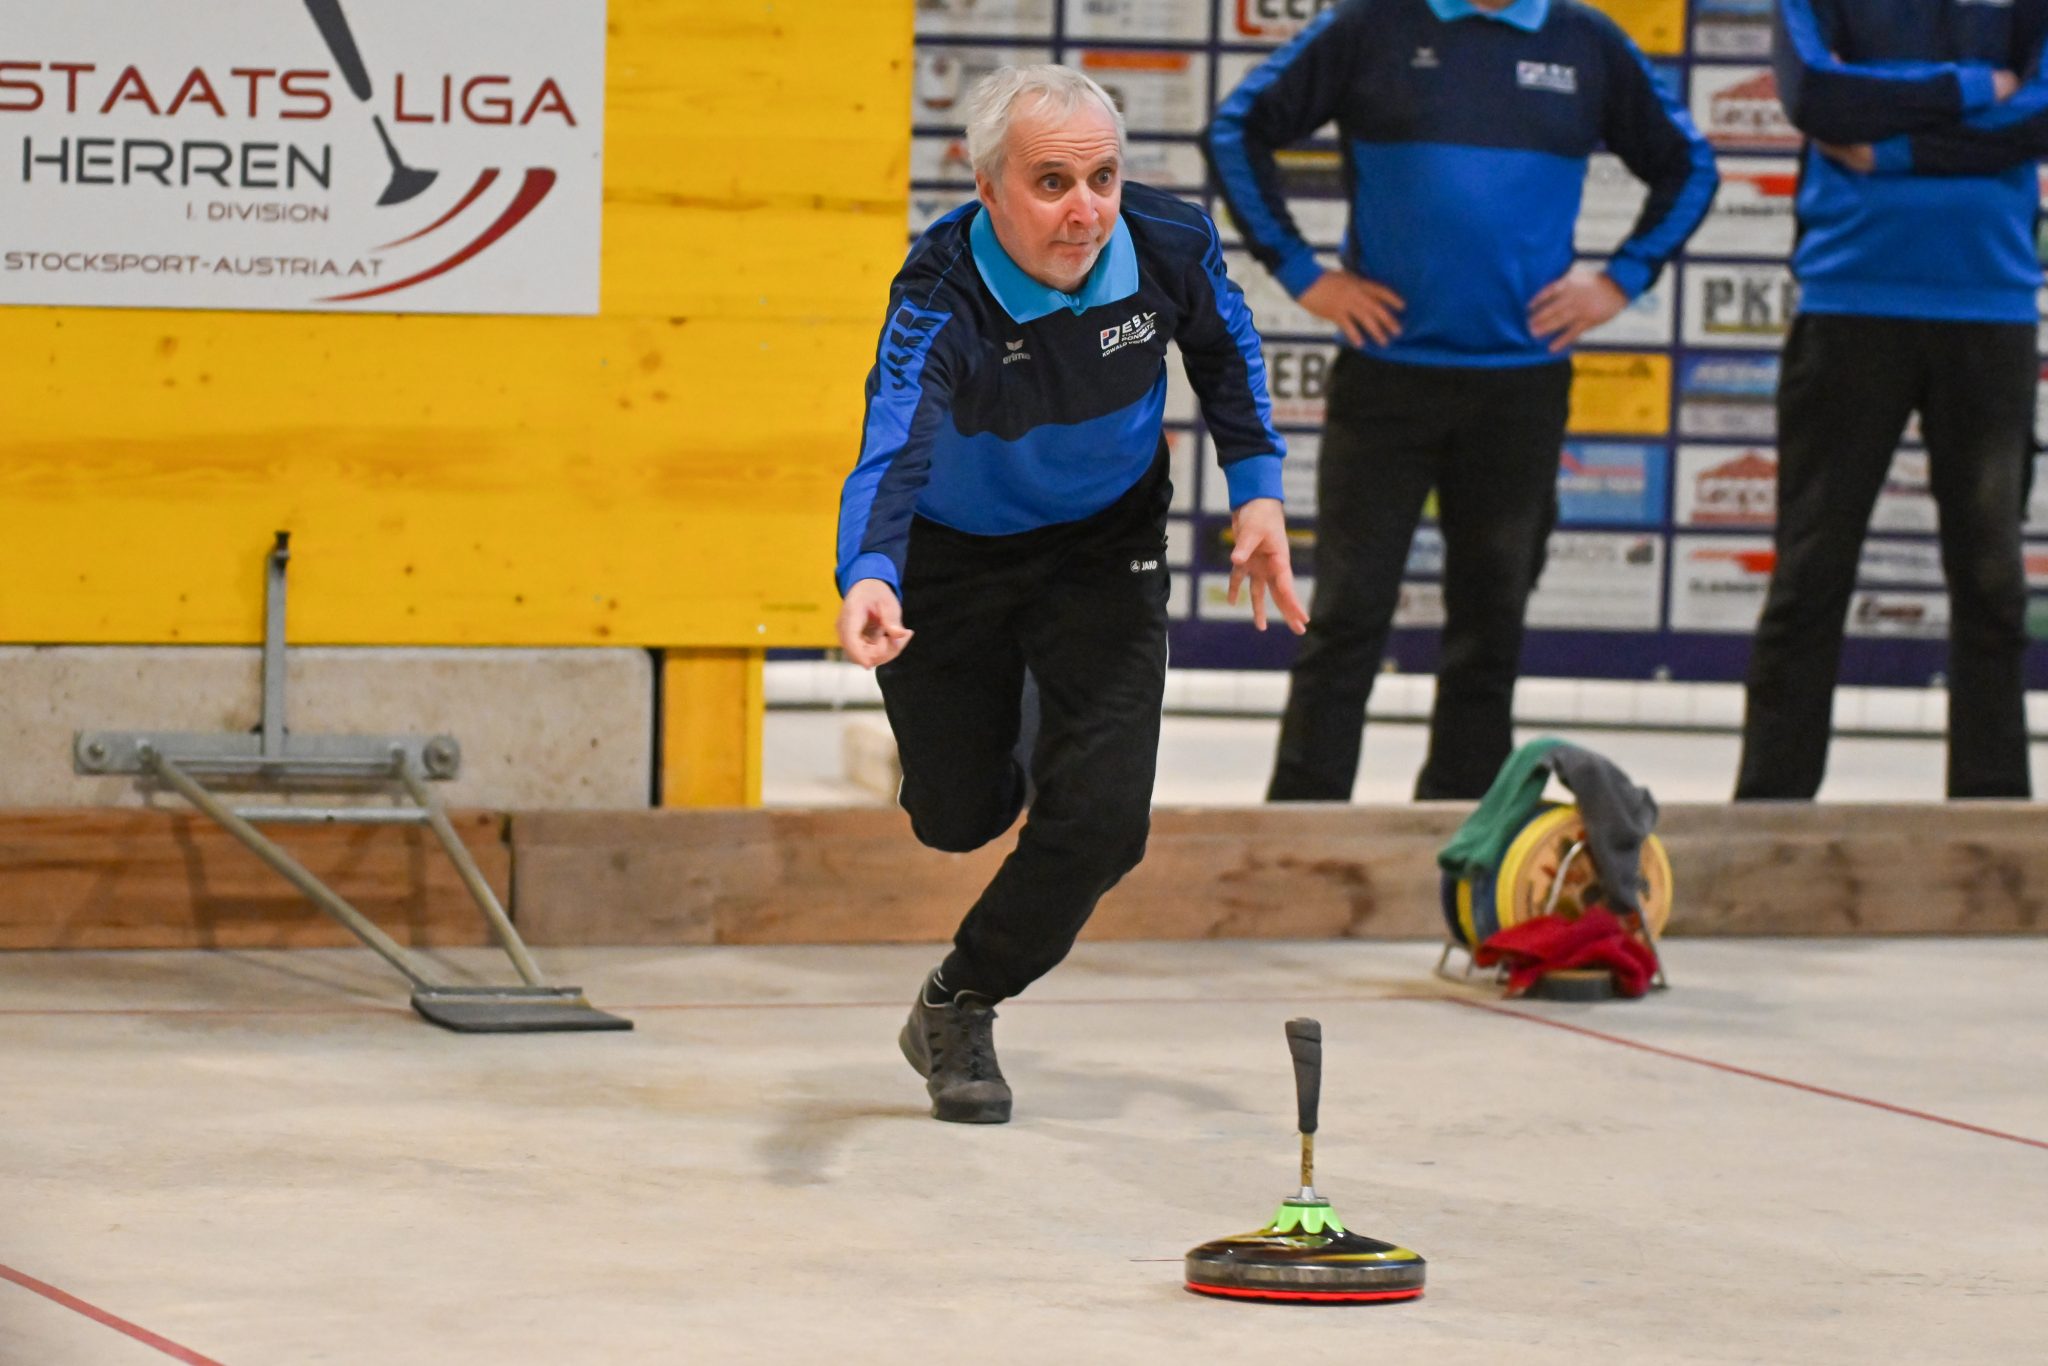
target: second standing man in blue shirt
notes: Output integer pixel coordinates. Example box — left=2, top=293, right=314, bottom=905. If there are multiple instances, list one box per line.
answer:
left=1208, top=0, right=1717, bottom=800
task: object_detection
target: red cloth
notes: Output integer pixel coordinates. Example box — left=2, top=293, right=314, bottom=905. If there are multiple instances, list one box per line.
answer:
left=1475, top=907, right=1658, bottom=998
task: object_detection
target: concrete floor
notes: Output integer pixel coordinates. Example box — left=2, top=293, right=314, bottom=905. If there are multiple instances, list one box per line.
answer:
left=2, top=940, right=2043, bottom=1364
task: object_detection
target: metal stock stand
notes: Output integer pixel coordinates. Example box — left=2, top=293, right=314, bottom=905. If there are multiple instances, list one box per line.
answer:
left=74, top=534, right=631, bottom=1034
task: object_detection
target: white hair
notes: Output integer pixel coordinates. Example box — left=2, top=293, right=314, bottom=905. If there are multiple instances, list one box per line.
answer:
left=962, top=64, right=1127, bottom=180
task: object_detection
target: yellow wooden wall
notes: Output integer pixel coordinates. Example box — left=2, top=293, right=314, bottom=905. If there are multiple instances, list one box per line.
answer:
left=0, top=0, right=911, bottom=649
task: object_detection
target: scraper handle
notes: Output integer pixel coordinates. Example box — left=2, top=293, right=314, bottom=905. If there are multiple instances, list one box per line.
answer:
left=1285, top=1017, right=1321, bottom=1136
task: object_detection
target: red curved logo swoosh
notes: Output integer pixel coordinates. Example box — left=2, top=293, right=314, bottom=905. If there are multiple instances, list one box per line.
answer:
left=376, top=168, right=501, bottom=250
left=322, top=167, right=556, bottom=303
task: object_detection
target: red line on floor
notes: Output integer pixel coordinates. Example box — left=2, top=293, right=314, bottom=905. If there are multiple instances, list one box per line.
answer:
left=0, top=1262, right=225, bottom=1365
left=1445, top=996, right=2048, bottom=1152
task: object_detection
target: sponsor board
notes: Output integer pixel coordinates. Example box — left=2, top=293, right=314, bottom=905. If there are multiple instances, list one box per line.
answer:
left=914, top=46, right=1052, bottom=127
left=1846, top=591, right=1948, bottom=639
left=1167, top=427, right=1197, bottom=515
left=1857, top=539, right=1946, bottom=589
left=1690, top=156, right=1798, bottom=257
left=1261, top=341, right=1339, bottom=427
left=1677, top=352, right=1778, bottom=438
left=913, top=0, right=1057, bottom=37
left=1406, top=526, right=1446, bottom=578
left=1582, top=263, right=1676, bottom=346
left=1165, top=342, right=1200, bottom=422
left=1065, top=0, right=1212, bottom=42
left=1683, top=262, right=1796, bottom=347
left=1693, top=0, right=1774, bottom=59
left=1558, top=441, right=1669, bottom=525
left=1169, top=571, right=1192, bottom=621
left=1592, top=0, right=1688, bottom=56
left=1228, top=249, right=1333, bottom=336
left=1675, top=444, right=1776, bottom=527
left=1196, top=571, right=1321, bottom=621
left=1229, top=0, right=1343, bottom=43
left=1, top=0, right=606, bottom=314
left=1072, top=49, right=1211, bottom=133
left=908, top=190, right=972, bottom=235
left=1167, top=517, right=1195, bottom=568
left=1568, top=351, right=1672, bottom=436
left=1217, top=196, right=1350, bottom=250
left=1526, top=532, right=1665, bottom=630
left=1669, top=534, right=1775, bottom=632
left=1690, top=64, right=1798, bottom=150
left=1672, top=445, right=1954, bottom=532
left=1394, top=580, right=1447, bottom=628
left=1575, top=154, right=1649, bottom=255
left=1206, top=430, right=1322, bottom=515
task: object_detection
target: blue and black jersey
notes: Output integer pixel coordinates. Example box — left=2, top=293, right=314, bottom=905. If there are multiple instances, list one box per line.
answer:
left=1773, top=0, right=2048, bottom=324
left=836, top=182, right=1285, bottom=596
left=1204, top=0, right=1717, bottom=368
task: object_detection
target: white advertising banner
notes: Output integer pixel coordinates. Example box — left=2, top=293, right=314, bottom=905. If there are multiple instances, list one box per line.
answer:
left=1683, top=262, right=1796, bottom=348
left=1526, top=532, right=1665, bottom=631
left=1, top=0, right=606, bottom=315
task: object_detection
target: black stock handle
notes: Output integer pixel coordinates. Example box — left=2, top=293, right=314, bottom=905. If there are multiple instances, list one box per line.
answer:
left=1285, top=1017, right=1321, bottom=1136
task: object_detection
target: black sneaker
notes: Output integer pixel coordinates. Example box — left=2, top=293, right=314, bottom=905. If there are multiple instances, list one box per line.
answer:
left=898, top=988, right=1012, bottom=1124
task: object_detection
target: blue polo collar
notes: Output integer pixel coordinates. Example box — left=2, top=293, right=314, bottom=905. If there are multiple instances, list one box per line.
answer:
left=970, top=206, right=1139, bottom=323
left=1425, top=0, right=1549, bottom=31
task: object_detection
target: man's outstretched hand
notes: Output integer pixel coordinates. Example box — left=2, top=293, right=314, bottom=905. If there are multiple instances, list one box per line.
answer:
left=836, top=578, right=913, bottom=668
left=1229, top=497, right=1309, bottom=634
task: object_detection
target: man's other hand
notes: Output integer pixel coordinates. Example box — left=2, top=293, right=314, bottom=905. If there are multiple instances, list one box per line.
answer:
left=1298, top=270, right=1405, bottom=348
left=1529, top=266, right=1628, bottom=352
left=1228, top=497, right=1309, bottom=635
left=1818, top=142, right=1875, bottom=173
left=836, top=578, right=913, bottom=668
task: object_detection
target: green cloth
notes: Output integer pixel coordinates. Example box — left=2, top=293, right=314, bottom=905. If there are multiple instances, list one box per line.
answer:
left=1436, top=737, right=1567, bottom=878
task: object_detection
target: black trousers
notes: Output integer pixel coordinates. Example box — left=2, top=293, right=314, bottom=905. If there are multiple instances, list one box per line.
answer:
left=878, top=455, right=1171, bottom=1002
left=1269, top=349, right=1571, bottom=801
left=1736, top=313, right=2033, bottom=800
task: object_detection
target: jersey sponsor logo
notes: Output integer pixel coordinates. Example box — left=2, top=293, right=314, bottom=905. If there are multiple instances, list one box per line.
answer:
left=1411, top=46, right=1439, bottom=69
left=1003, top=337, right=1031, bottom=365
left=1100, top=310, right=1158, bottom=355
left=1516, top=61, right=1578, bottom=94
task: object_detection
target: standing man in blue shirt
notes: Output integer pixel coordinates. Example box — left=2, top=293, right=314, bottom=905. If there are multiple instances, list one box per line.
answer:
left=836, top=66, right=1306, bottom=1124
left=1736, top=1, right=2034, bottom=800
left=1207, top=0, right=1716, bottom=801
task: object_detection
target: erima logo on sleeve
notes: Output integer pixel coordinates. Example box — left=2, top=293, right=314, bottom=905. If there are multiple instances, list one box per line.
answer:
left=1100, top=311, right=1159, bottom=356
left=1516, top=61, right=1577, bottom=94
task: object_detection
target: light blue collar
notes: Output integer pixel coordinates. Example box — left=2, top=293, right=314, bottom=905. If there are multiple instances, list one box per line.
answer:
left=970, top=207, right=1139, bottom=323
left=1425, top=0, right=1549, bottom=32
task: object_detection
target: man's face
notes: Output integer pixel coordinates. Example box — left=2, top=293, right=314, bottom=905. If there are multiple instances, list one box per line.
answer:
left=975, top=98, right=1123, bottom=295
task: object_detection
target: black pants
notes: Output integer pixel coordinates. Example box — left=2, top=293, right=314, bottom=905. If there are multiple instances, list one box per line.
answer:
left=1736, top=313, right=2033, bottom=800
left=878, top=456, right=1170, bottom=1002
left=1269, top=349, right=1571, bottom=801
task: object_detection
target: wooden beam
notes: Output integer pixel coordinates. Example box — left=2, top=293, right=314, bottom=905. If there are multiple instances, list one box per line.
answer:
left=660, top=649, right=764, bottom=808
left=0, top=809, right=509, bottom=951
left=511, top=802, right=2048, bottom=946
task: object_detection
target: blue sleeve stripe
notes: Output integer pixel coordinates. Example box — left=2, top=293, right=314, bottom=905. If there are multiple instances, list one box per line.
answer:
left=1778, top=0, right=1962, bottom=85
left=1776, top=0, right=1984, bottom=113
left=1962, top=66, right=2048, bottom=131
left=1206, top=5, right=1347, bottom=288
left=1612, top=48, right=1719, bottom=289
left=835, top=303, right=950, bottom=594
left=1200, top=223, right=1284, bottom=459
